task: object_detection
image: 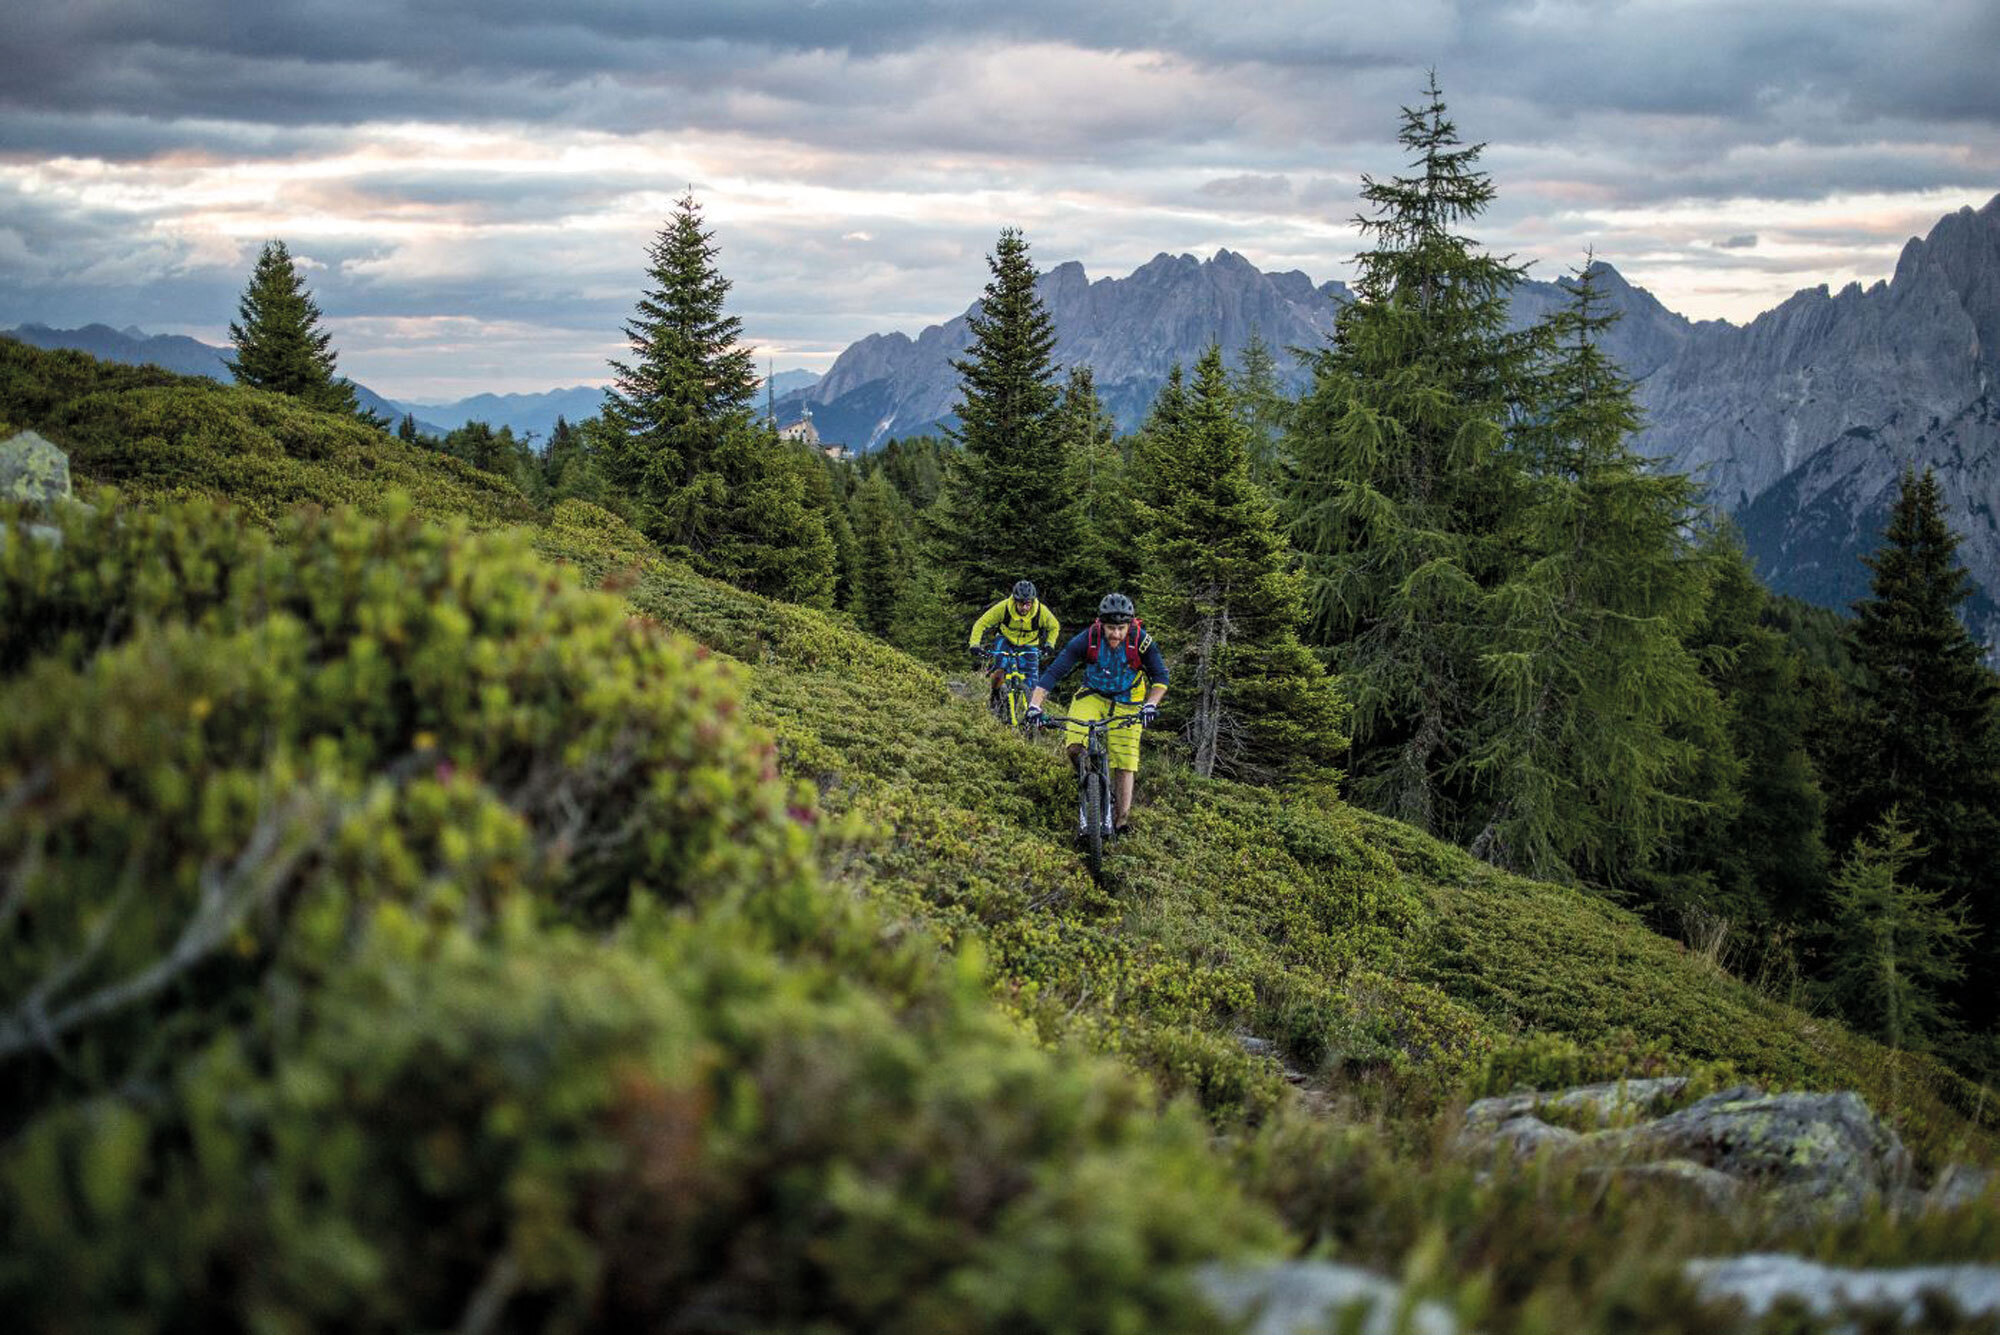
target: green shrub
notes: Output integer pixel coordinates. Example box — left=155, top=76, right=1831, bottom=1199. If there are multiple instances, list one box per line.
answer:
left=0, top=497, right=814, bottom=1104
left=0, top=338, right=536, bottom=528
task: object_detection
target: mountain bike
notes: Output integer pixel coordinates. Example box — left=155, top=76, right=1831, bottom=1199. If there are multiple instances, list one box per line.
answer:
left=1033, top=705, right=1147, bottom=876
left=981, top=644, right=1040, bottom=731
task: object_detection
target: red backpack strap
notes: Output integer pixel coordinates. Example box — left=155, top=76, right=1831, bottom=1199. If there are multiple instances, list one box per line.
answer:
left=1125, top=618, right=1146, bottom=670
left=1085, top=618, right=1102, bottom=664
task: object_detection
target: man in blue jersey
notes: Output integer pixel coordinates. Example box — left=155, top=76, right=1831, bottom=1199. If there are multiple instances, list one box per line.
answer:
left=1026, top=592, right=1169, bottom=836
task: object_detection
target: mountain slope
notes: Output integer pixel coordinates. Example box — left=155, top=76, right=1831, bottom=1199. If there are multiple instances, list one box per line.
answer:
left=8, top=352, right=1996, bottom=1331
left=4, top=321, right=427, bottom=432
left=1634, top=195, right=2000, bottom=642
left=778, top=252, right=1695, bottom=449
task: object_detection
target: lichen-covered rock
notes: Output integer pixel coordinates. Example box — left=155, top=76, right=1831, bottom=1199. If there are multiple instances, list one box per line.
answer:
left=1197, top=1260, right=1458, bottom=1335
left=0, top=430, right=70, bottom=504
left=1459, top=1081, right=1913, bottom=1217
left=1611, top=1087, right=1911, bottom=1212
left=1686, top=1253, right=2000, bottom=1326
left=1465, top=1077, right=1691, bottom=1131
left=1598, top=1158, right=1742, bottom=1210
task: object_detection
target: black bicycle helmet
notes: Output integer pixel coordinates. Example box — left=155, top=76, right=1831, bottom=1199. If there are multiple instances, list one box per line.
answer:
left=1098, top=592, right=1135, bottom=622
left=1013, top=579, right=1037, bottom=602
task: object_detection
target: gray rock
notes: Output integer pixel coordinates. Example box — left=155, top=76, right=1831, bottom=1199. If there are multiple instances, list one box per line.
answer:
left=1686, top=1253, right=2000, bottom=1326
left=0, top=521, right=66, bottom=554
left=1465, top=1076, right=1692, bottom=1131
left=1460, top=1082, right=1914, bottom=1218
left=1196, top=1260, right=1458, bottom=1335
left=1925, top=1164, right=1995, bottom=1213
left=1610, top=1087, right=1911, bottom=1212
left=1597, top=1158, right=1742, bottom=1210
left=1, top=430, right=71, bottom=505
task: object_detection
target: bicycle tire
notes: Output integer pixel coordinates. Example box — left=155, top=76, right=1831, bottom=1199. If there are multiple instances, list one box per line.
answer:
left=1007, top=682, right=1028, bottom=729
left=1082, top=769, right=1105, bottom=874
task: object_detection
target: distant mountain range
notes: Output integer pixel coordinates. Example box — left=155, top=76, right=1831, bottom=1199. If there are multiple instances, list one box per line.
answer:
left=1, top=322, right=430, bottom=433
left=776, top=195, right=2000, bottom=646
left=14, top=194, right=2000, bottom=639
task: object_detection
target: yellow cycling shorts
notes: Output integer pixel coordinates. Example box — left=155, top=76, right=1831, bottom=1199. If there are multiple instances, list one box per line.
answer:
left=1064, top=691, right=1144, bottom=773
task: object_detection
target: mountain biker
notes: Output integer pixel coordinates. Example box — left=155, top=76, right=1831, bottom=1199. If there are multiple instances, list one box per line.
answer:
left=968, top=579, right=1060, bottom=710
left=1026, top=592, right=1169, bottom=837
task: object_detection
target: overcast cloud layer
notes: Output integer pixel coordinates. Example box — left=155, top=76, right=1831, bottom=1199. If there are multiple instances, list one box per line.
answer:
left=3, top=0, right=1996, bottom=399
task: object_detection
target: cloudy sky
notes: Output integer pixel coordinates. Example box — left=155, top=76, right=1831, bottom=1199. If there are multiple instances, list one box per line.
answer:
left=3, top=1, right=1996, bottom=400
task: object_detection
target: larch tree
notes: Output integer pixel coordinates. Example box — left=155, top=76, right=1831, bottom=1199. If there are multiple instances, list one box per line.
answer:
left=1822, top=811, right=1972, bottom=1054
left=1139, top=346, right=1348, bottom=783
left=932, top=227, right=1076, bottom=614
left=1282, top=73, right=1533, bottom=832
left=227, top=239, right=367, bottom=420
left=1468, top=261, right=1716, bottom=884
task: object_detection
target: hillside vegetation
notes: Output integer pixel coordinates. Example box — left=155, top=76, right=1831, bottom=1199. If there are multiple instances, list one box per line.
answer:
left=4, top=342, right=1997, bottom=1332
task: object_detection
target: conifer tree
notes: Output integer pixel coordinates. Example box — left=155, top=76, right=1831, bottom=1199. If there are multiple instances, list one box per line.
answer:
left=1669, top=527, right=1829, bottom=931
left=851, top=468, right=913, bottom=638
left=1839, top=467, right=2000, bottom=1041
left=227, top=239, right=366, bottom=419
left=1468, top=262, right=1715, bottom=883
left=602, top=193, right=834, bottom=605
left=932, top=228, right=1076, bottom=613
left=1057, top=365, right=1141, bottom=611
left=1283, top=74, right=1531, bottom=831
left=1822, top=811, right=1972, bottom=1053
left=1139, top=347, right=1348, bottom=783
left=1230, top=331, right=1292, bottom=489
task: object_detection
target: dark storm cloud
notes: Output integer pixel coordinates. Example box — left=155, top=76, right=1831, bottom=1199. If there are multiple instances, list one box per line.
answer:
left=6, top=1, right=1999, bottom=395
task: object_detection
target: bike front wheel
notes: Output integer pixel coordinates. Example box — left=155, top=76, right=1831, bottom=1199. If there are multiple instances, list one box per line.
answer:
left=1082, top=768, right=1106, bottom=874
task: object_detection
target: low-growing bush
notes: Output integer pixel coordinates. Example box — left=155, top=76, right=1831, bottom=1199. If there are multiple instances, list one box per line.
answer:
left=0, top=338, right=536, bottom=528
left=0, top=496, right=815, bottom=1111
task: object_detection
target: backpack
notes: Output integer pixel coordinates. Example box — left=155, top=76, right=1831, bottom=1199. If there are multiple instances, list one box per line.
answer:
left=1085, top=617, right=1147, bottom=673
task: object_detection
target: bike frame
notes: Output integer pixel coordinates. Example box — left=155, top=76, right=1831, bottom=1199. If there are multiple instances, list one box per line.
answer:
left=1034, top=705, right=1146, bottom=875
left=979, top=644, right=1040, bottom=730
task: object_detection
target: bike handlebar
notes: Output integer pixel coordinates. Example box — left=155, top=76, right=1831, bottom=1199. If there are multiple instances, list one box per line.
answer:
left=1033, top=710, right=1148, bottom=730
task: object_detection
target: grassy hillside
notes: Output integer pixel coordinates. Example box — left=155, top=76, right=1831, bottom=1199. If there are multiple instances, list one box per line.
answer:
left=4, top=344, right=1996, bottom=1332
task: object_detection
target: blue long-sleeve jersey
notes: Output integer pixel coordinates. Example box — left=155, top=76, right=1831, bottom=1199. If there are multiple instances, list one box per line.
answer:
left=1036, top=625, right=1169, bottom=699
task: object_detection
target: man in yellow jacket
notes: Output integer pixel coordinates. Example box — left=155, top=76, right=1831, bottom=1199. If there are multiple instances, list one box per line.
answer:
left=968, top=579, right=1061, bottom=713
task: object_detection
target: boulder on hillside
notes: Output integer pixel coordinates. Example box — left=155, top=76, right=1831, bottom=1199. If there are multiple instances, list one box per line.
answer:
left=1197, top=1260, right=1458, bottom=1335
left=1460, top=1081, right=1914, bottom=1218
left=0, top=430, right=75, bottom=552
left=1686, top=1253, right=2000, bottom=1327
left=1, top=430, right=71, bottom=505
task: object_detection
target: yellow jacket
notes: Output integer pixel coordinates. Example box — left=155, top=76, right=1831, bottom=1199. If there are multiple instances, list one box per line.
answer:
left=969, top=597, right=1060, bottom=650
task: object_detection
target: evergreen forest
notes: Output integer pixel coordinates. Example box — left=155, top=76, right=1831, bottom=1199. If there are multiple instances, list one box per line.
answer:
left=2, top=79, right=1998, bottom=1335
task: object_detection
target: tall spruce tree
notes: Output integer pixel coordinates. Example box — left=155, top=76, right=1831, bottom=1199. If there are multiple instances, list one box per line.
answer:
left=932, top=228, right=1076, bottom=614
left=1282, top=74, right=1532, bottom=831
left=602, top=193, right=834, bottom=604
left=1668, top=527, right=1829, bottom=933
left=1839, top=467, right=2000, bottom=1045
left=1139, top=347, right=1348, bottom=783
left=850, top=468, right=914, bottom=638
left=227, top=239, right=366, bottom=419
left=1057, top=365, right=1141, bottom=613
left=1467, top=262, right=1715, bottom=884
left=1230, top=331, right=1292, bottom=490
